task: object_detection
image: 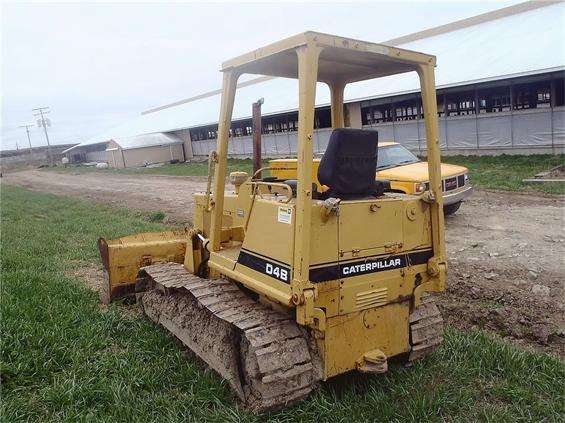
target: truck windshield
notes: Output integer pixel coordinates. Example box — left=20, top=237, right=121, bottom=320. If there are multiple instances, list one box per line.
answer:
left=377, top=145, right=420, bottom=170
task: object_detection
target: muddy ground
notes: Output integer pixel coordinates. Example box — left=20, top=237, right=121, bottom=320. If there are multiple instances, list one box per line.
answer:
left=3, top=169, right=564, bottom=357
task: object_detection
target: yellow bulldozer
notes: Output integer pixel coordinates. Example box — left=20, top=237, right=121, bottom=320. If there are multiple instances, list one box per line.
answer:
left=98, top=32, right=447, bottom=411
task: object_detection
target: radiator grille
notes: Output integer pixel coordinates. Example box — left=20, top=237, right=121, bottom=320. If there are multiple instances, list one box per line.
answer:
left=355, top=287, right=388, bottom=311
left=441, top=174, right=466, bottom=192
left=443, top=176, right=458, bottom=191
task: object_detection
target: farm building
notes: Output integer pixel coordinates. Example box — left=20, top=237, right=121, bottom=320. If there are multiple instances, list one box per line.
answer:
left=66, top=133, right=188, bottom=168
left=66, top=1, right=565, bottom=167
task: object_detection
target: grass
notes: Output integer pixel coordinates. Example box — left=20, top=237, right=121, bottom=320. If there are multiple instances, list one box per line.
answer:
left=48, top=158, right=262, bottom=177
left=1, top=185, right=564, bottom=421
left=442, top=154, right=565, bottom=195
left=46, top=155, right=564, bottom=195
left=148, top=211, right=166, bottom=223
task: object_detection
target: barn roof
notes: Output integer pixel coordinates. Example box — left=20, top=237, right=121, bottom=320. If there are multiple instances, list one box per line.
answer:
left=69, top=1, right=565, bottom=152
left=111, top=132, right=183, bottom=151
left=64, top=132, right=182, bottom=153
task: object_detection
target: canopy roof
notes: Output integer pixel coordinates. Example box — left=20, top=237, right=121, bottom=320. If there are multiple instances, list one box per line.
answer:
left=223, top=31, right=434, bottom=83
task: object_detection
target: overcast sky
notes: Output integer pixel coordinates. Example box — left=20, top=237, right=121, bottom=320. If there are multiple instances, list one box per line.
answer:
left=1, top=0, right=523, bottom=151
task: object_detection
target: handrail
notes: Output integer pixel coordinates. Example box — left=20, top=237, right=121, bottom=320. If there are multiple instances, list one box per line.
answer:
left=251, top=166, right=271, bottom=180
left=251, top=165, right=299, bottom=180
left=205, top=151, right=218, bottom=211
left=252, top=181, right=294, bottom=203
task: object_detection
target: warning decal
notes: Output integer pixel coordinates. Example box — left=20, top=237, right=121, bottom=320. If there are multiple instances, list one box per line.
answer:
left=277, top=206, right=292, bottom=224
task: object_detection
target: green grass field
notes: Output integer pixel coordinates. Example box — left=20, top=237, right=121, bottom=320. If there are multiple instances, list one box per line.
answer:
left=49, top=158, right=261, bottom=177
left=48, top=155, right=564, bottom=195
left=1, top=185, right=564, bottom=421
left=443, top=154, right=565, bottom=195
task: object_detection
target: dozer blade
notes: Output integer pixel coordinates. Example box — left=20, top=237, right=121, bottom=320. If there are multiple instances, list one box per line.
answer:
left=98, top=229, right=191, bottom=303
left=136, top=262, right=321, bottom=412
left=408, top=294, right=444, bottom=362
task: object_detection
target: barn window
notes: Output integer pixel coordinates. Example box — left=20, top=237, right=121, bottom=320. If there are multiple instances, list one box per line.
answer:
left=513, top=81, right=551, bottom=110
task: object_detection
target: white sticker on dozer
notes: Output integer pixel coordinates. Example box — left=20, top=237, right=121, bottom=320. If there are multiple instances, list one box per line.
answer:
left=278, top=206, right=292, bottom=224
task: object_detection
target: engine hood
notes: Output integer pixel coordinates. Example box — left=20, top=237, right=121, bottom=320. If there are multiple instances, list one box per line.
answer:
left=376, top=161, right=468, bottom=182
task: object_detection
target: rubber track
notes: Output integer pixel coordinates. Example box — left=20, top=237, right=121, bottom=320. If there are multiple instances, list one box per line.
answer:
left=408, top=294, right=444, bottom=361
left=137, top=262, right=320, bottom=412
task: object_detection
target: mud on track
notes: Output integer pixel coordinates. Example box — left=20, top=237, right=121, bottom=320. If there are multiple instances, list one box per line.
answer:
left=4, top=170, right=564, bottom=357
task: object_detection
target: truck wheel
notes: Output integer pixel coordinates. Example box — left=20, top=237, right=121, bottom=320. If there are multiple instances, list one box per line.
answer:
left=443, top=201, right=461, bottom=216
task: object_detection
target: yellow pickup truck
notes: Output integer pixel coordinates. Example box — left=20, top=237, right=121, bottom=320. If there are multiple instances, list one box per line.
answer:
left=269, top=141, right=473, bottom=215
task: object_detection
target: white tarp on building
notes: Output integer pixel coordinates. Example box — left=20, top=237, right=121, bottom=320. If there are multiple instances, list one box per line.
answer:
left=112, top=132, right=183, bottom=151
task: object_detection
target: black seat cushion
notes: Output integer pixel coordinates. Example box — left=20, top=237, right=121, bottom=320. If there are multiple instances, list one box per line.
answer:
left=284, top=180, right=320, bottom=199
left=318, top=128, right=379, bottom=199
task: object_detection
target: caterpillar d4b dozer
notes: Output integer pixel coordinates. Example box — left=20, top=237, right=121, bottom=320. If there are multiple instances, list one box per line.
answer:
left=98, top=32, right=447, bottom=412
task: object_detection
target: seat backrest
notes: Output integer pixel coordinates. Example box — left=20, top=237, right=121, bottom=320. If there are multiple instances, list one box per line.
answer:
left=317, top=128, right=378, bottom=199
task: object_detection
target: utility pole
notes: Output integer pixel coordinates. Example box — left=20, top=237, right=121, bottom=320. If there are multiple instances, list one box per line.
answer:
left=19, top=124, right=34, bottom=164
left=252, top=98, right=264, bottom=178
left=32, top=106, right=53, bottom=166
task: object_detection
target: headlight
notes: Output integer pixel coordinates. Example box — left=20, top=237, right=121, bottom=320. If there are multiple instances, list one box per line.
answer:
left=464, top=173, right=469, bottom=182
left=414, top=182, right=427, bottom=194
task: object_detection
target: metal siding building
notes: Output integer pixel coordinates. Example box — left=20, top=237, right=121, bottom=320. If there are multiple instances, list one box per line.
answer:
left=66, top=133, right=186, bottom=167
left=69, top=2, right=565, bottom=164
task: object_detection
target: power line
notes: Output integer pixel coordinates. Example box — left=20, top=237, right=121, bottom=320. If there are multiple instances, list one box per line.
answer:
left=19, top=123, right=35, bottom=163
left=32, top=106, right=53, bottom=166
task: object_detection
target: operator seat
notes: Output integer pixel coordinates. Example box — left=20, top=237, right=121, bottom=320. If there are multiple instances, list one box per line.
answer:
left=318, top=128, right=387, bottom=200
